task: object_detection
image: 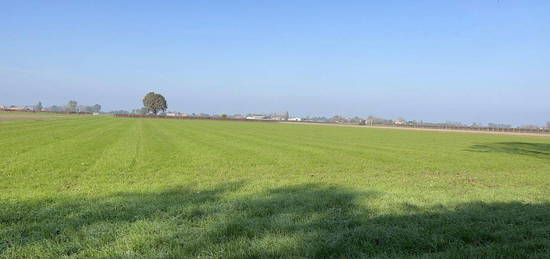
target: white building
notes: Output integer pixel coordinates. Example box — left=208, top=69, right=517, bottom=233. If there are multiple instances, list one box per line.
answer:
left=9, top=106, right=30, bottom=111
left=246, top=115, right=266, bottom=120
left=288, top=117, right=302, bottom=121
left=166, top=112, right=189, bottom=117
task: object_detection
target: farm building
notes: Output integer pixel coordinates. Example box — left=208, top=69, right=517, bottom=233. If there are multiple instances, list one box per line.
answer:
left=246, top=115, right=267, bottom=120
left=8, top=106, right=31, bottom=111
left=166, top=112, right=188, bottom=117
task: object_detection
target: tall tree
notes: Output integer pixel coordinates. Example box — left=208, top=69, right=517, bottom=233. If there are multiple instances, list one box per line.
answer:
left=66, top=100, right=78, bottom=112
left=142, top=92, right=167, bottom=114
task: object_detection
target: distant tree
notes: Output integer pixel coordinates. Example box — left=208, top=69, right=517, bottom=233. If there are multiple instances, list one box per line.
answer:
left=488, top=123, right=512, bottom=129
left=45, top=105, right=64, bottom=112
left=65, top=100, right=78, bottom=112
left=79, top=105, right=89, bottom=112
left=351, top=116, right=363, bottom=124
left=330, top=115, right=347, bottom=123
left=92, top=104, right=101, bottom=113
left=519, top=124, right=541, bottom=130
left=109, top=110, right=130, bottom=114
left=221, top=114, right=228, bottom=118
left=33, top=102, right=43, bottom=111
left=132, top=107, right=148, bottom=114
left=142, top=92, right=167, bottom=115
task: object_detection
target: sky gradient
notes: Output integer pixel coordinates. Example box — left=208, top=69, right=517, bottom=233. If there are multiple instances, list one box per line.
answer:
left=1, top=1, right=549, bottom=126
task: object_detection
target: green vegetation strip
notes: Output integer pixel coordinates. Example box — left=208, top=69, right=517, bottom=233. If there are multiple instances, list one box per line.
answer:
left=1, top=116, right=550, bottom=257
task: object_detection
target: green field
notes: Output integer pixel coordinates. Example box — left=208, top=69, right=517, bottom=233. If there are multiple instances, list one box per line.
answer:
left=2, top=113, right=550, bottom=258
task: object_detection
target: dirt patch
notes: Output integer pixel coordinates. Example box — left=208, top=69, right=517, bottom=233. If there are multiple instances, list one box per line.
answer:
left=0, top=113, right=68, bottom=122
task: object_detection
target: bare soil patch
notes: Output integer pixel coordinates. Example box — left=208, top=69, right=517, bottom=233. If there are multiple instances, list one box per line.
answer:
left=0, top=113, right=68, bottom=122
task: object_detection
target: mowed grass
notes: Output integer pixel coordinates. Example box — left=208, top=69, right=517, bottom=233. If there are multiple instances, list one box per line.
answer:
left=1, top=116, right=550, bottom=258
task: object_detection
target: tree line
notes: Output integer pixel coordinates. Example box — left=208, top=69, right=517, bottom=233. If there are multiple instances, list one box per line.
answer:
left=118, top=92, right=550, bottom=129
left=34, top=101, right=101, bottom=113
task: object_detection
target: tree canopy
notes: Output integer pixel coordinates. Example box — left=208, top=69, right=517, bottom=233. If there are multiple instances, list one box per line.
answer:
left=143, top=92, right=167, bottom=114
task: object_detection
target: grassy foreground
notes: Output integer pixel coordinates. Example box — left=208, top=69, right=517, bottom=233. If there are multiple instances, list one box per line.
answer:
left=1, top=115, right=550, bottom=258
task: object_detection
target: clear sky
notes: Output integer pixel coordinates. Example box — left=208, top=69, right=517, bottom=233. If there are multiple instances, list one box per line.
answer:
left=1, top=0, right=549, bottom=125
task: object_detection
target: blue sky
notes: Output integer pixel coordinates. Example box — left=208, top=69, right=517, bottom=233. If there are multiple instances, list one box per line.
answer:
left=1, top=0, right=549, bottom=125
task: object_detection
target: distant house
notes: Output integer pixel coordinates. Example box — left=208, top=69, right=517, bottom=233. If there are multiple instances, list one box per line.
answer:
left=269, top=111, right=289, bottom=121
left=0, top=105, right=6, bottom=110
left=394, top=120, right=406, bottom=125
left=166, top=112, right=189, bottom=117
left=246, top=115, right=266, bottom=120
left=288, top=117, right=302, bottom=122
left=9, top=106, right=31, bottom=111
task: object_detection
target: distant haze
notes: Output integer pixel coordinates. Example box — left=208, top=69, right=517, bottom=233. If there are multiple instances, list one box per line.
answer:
left=1, top=1, right=549, bottom=126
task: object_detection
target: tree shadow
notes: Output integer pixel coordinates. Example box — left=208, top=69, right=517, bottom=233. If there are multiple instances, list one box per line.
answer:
left=1, top=182, right=550, bottom=258
left=469, top=142, right=550, bottom=160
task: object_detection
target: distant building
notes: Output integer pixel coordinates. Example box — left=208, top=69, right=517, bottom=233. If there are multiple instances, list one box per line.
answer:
left=288, top=117, right=302, bottom=122
left=394, top=120, right=406, bottom=125
left=246, top=115, right=266, bottom=120
left=166, top=112, right=189, bottom=117
left=9, top=106, right=31, bottom=111
left=0, top=105, right=5, bottom=110
left=269, top=111, right=289, bottom=121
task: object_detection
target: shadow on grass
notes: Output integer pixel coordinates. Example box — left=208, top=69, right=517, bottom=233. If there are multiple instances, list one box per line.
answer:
left=469, top=142, right=550, bottom=160
left=1, top=182, right=550, bottom=258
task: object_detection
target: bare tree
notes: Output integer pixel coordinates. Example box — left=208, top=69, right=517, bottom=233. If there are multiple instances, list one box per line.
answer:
left=33, top=102, right=43, bottom=111
left=65, top=100, right=78, bottom=112
left=92, top=104, right=101, bottom=113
